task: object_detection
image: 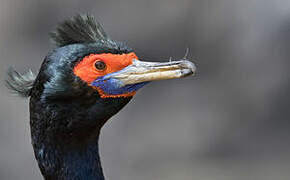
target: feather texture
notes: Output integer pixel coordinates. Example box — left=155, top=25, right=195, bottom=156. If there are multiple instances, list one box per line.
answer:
left=50, top=14, right=109, bottom=47
left=5, top=67, right=36, bottom=97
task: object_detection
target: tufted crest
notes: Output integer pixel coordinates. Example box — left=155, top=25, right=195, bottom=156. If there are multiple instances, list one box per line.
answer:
left=50, top=14, right=109, bottom=47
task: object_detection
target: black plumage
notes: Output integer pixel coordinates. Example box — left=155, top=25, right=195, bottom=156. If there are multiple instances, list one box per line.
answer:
left=7, top=14, right=133, bottom=180
left=6, top=14, right=196, bottom=180
left=50, top=14, right=108, bottom=47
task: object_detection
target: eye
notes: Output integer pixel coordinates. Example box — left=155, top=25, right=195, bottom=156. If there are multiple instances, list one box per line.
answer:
left=94, top=61, right=106, bottom=71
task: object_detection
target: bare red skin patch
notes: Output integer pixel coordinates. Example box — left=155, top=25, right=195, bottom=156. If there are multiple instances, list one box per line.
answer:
left=73, top=52, right=138, bottom=98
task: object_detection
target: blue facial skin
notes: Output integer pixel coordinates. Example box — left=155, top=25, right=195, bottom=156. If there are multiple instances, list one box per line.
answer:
left=91, top=76, right=149, bottom=95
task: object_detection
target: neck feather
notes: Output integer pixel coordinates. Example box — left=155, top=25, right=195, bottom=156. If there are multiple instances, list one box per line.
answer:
left=29, top=84, right=132, bottom=179
left=34, top=137, right=104, bottom=180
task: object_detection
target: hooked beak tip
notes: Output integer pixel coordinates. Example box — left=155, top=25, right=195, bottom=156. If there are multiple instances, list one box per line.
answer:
left=179, top=60, right=196, bottom=77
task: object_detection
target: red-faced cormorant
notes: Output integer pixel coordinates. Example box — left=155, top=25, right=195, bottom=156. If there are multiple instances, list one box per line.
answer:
left=6, top=14, right=196, bottom=180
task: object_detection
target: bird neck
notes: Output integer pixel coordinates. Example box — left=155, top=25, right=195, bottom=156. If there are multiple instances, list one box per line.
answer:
left=29, top=86, right=132, bottom=179
left=35, top=136, right=105, bottom=180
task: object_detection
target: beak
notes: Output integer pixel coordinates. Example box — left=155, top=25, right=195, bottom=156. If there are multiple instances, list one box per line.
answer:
left=103, top=58, right=196, bottom=87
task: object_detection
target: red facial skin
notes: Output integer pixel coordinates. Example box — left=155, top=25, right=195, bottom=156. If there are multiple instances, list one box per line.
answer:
left=73, top=52, right=138, bottom=98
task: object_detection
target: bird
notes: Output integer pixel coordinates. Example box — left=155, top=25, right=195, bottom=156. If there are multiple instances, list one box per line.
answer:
left=5, top=14, right=196, bottom=180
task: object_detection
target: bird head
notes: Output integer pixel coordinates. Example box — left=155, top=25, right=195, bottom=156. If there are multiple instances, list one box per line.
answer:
left=5, top=14, right=196, bottom=179
left=12, top=14, right=195, bottom=141
left=41, top=15, right=195, bottom=103
left=73, top=50, right=196, bottom=99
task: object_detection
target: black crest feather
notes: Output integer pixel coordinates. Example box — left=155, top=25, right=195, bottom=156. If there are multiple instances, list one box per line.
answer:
left=5, top=67, right=36, bottom=97
left=50, top=14, right=109, bottom=47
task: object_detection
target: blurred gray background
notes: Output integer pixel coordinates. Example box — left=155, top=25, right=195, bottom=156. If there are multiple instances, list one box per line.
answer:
left=1, top=0, right=290, bottom=179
